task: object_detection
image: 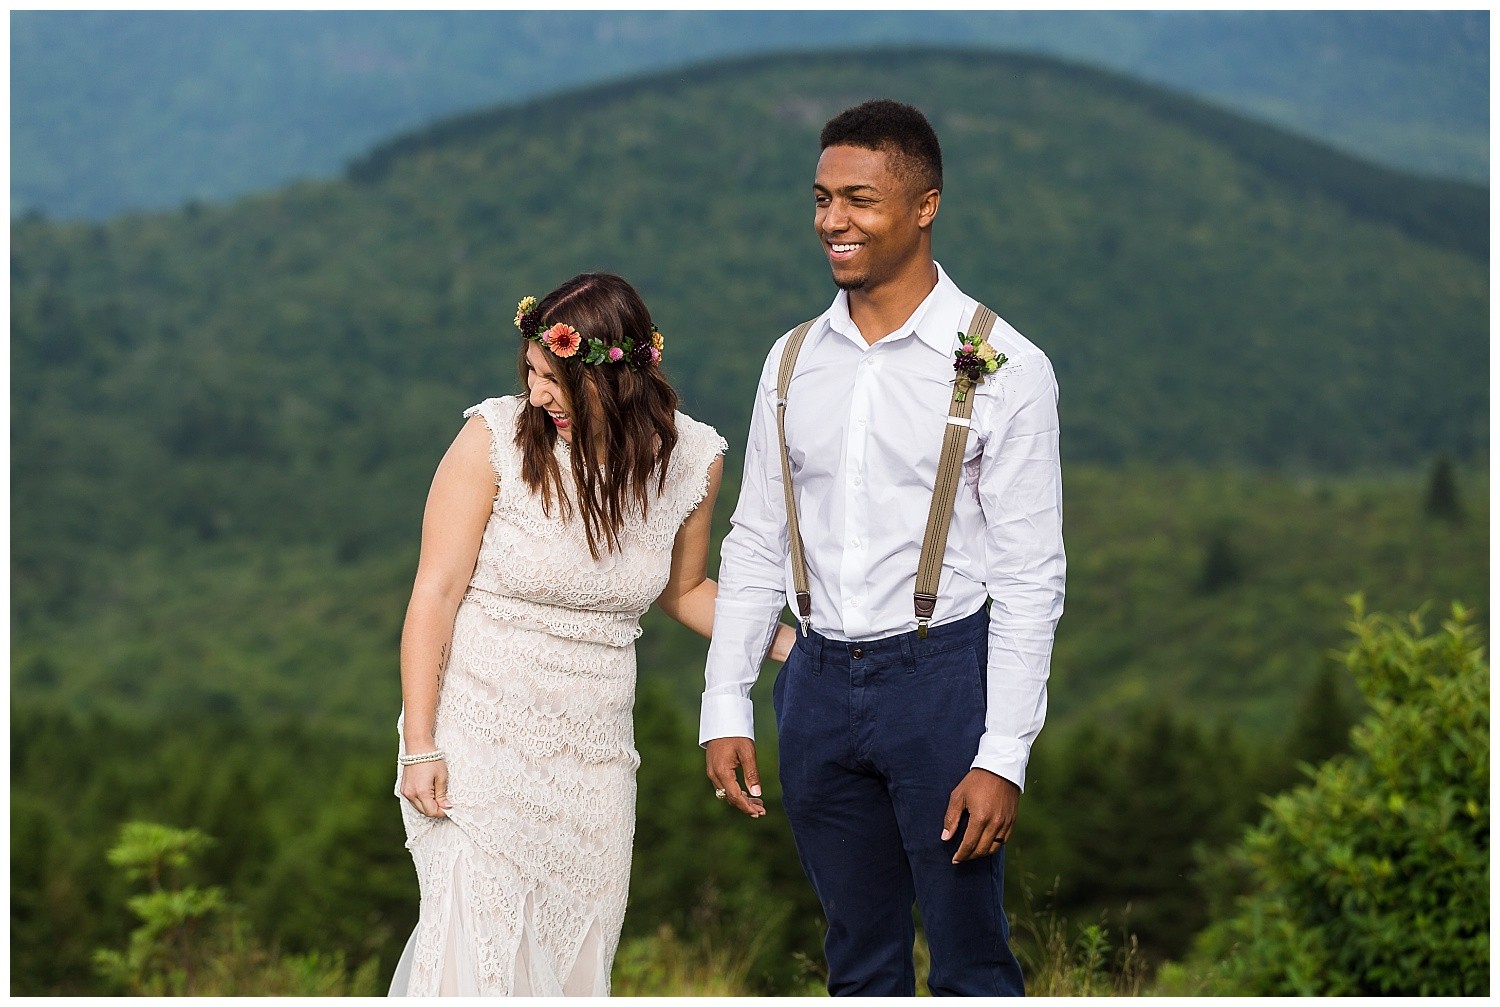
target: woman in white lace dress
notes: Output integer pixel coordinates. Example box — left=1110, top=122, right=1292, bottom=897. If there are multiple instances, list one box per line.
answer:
left=388, top=273, right=791, bottom=997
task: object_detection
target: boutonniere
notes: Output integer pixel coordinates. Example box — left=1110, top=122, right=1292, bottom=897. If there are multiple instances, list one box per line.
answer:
left=952, top=330, right=1007, bottom=402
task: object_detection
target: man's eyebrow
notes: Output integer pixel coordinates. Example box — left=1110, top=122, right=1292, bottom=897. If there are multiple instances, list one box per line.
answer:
left=813, top=182, right=882, bottom=195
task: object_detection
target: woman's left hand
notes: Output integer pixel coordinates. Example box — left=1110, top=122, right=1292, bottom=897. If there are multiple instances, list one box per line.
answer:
left=769, top=622, right=797, bottom=663
left=401, top=759, right=453, bottom=819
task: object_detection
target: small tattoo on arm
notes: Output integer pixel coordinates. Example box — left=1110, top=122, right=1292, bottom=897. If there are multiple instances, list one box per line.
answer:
left=437, top=643, right=450, bottom=682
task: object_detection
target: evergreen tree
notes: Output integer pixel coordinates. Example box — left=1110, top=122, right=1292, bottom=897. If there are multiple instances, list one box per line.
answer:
left=1423, top=454, right=1464, bottom=523
left=1197, top=532, right=1243, bottom=594
left=1265, top=661, right=1358, bottom=793
left=1026, top=709, right=1265, bottom=959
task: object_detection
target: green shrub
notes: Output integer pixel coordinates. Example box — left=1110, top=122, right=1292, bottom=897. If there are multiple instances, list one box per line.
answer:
left=1193, top=601, right=1488, bottom=994
left=92, top=821, right=380, bottom=996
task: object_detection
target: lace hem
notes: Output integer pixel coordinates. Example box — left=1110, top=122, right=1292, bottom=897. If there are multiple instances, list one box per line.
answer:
left=396, top=810, right=626, bottom=996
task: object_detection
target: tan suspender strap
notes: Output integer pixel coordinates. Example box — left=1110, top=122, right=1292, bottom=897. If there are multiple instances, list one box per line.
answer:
left=776, top=320, right=818, bottom=635
left=915, top=303, right=998, bottom=637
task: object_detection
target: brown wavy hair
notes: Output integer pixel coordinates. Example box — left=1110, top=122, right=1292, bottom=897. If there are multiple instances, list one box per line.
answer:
left=514, top=273, right=679, bottom=559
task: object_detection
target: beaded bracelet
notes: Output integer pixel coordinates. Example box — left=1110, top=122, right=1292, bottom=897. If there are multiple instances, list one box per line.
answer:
left=398, top=750, right=446, bottom=766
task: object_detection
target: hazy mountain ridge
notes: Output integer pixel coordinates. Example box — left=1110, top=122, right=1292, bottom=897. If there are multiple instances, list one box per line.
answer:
left=11, top=10, right=1488, bottom=218
left=350, top=47, right=1485, bottom=258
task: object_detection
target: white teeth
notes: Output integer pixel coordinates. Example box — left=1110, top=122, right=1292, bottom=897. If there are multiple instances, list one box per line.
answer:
left=831, top=243, right=863, bottom=253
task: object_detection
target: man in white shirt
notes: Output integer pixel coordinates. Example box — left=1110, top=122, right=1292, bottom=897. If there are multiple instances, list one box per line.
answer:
left=701, top=99, right=1065, bottom=995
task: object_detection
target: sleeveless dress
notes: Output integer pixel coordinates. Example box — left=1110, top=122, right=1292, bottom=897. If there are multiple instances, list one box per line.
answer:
left=389, top=395, right=726, bottom=997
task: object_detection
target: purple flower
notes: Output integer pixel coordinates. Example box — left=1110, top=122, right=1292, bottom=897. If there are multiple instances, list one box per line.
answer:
left=630, top=342, right=656, bottom=369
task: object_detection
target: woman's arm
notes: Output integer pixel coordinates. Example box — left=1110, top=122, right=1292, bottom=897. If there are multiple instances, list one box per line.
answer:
left=655, top=454, right=795, bottom=663
left=398, top=414, right=495, bottom=818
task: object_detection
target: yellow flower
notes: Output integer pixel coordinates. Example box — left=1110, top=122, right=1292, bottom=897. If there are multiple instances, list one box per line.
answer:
left=513, top=296, right=537, bottom=329
left=976, top=341, right=997, bottom=363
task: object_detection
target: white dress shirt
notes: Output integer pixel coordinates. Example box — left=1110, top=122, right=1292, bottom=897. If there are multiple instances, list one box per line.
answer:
left=701, top=263, right=1065, bottom=790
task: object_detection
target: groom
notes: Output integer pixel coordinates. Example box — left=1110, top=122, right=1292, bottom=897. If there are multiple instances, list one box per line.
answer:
left=701, top=99, right=1065, bottom=995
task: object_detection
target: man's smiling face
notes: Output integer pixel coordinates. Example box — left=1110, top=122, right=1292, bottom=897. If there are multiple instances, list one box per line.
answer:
left=814, top=144, right=936, bottom=293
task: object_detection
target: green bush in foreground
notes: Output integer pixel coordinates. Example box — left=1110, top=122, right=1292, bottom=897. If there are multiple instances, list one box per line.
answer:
left=93, top=822, right=380, bottom=996
left=1188, top=601, right=1488, bottom=995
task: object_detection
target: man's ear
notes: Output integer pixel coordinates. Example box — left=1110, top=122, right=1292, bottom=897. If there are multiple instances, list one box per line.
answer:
left=917, top=188, right=941, bottom=231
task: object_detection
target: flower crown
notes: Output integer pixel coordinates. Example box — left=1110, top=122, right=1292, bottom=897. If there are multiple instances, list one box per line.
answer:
left=514, top=296, right=664, bottom=369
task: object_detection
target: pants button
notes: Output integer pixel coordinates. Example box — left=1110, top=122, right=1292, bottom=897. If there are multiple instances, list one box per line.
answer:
left=851, top=647, right=864, bottom=659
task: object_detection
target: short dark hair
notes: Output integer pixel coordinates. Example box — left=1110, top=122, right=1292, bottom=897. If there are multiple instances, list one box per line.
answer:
left=820, top=99, right=943, bottom=193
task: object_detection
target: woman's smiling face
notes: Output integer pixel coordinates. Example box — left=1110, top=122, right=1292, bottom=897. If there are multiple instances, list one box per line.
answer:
left=524, top=342, right=574, bottom=443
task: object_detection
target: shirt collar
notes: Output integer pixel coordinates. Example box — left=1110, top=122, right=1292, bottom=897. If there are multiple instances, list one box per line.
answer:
left=821, top=262, right=965, bottom=355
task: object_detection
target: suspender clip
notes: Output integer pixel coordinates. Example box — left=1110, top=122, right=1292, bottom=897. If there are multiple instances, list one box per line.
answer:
left=796, top=592, right=812, bottom=637
left=914, top=593, right=938, bottom=640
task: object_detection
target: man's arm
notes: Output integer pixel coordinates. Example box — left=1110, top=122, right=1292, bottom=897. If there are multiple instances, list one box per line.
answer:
left=943, top=353, right=1066, bottom=862
left=702, top=345, right=793, bottom=817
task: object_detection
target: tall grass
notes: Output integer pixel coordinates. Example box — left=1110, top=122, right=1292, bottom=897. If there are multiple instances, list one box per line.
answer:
left=1015, top=910, right=1147, bottom=996
left=608, top=893, right=1164, bottom=996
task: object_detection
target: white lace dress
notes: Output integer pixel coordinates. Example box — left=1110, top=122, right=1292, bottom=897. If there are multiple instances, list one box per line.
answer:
left=389, top=395, right=726, bottom=997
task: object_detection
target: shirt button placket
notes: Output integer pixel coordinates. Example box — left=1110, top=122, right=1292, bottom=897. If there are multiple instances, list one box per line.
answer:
left=840, top=352, right=874, bottom=638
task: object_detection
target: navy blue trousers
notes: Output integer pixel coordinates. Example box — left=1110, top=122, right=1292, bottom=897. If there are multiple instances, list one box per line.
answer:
left=773, top=606, right=1026, bottom=997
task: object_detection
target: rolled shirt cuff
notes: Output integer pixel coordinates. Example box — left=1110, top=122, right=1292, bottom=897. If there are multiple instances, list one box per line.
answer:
left=699, top=693, right=757, bottom=747
left=971, top=734, right=1031, bottom=792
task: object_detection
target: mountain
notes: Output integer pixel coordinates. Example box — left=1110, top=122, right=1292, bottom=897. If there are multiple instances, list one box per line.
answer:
left=11, top=10, right=1489, bottom=218
left=13, top=44, right=1487, bottom=704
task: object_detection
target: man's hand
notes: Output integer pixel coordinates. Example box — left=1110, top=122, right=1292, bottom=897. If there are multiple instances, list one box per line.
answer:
left=941, top=768, right=1019, bottom=863
left=705, top=737, right=767, bottom=818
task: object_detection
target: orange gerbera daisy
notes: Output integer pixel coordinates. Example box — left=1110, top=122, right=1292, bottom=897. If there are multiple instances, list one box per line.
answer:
left=543, top=323, right=582, bottom=358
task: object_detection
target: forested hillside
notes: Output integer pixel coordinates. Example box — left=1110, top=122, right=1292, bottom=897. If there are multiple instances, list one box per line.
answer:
left=12, top=466, right=1487, bottom=732
left=10, top=49, right=1488, bottom=994
left=12, top=50, right=1488, bottom=613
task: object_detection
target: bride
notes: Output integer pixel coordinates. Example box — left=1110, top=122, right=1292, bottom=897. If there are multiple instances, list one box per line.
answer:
left=389, top=273, right=791, bottom=996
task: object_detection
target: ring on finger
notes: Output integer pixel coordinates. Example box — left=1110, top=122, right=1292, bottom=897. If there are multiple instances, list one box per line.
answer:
left=714, top=788, right=728, bottom=800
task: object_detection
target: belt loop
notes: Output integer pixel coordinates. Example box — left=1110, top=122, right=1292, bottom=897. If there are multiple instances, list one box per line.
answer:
left=900, top=632, right=916, bottom=674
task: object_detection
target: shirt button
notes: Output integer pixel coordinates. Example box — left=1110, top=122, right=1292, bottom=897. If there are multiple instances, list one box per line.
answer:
left=851, top=647, right=865, bottom=659
left=852, top=475, right=864, bottom=487
left=851, top=537, right=862, bottom=548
